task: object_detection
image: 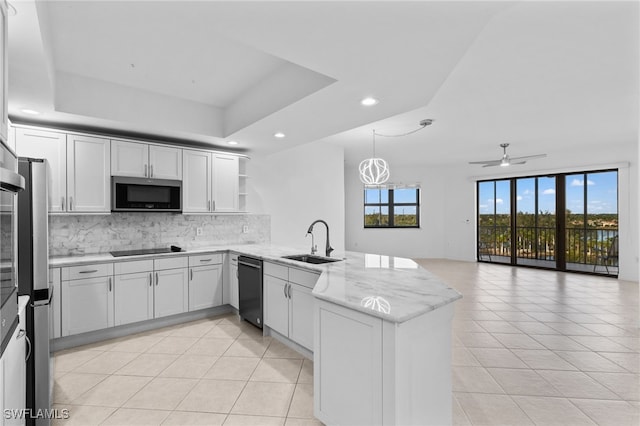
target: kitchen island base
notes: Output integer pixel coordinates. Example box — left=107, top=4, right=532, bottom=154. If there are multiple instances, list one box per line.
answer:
left=314, top=299, right=454, bottom=426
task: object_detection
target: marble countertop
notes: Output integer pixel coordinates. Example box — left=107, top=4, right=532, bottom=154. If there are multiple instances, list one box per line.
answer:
left=50, top=244, right=462, bottom=323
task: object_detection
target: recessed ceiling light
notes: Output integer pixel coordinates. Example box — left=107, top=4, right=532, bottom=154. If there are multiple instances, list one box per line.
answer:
left=21, top=108, right=40, bottom=115
left=227, top=141, right=238, bottom=145
left=361, top=97, right=379, bottom=106
left=274, top=132, right=286, bottom=139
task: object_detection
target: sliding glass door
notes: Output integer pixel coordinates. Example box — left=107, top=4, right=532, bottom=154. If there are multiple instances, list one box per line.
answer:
left=477, top=169, right=618, bottom=276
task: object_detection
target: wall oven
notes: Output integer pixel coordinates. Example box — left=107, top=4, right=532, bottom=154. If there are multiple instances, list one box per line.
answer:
left=112, top=176, right=181, bottom=212
left=0, top=142, right=25, bottom=358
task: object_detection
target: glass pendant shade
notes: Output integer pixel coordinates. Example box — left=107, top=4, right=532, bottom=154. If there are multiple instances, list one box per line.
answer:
left=359, top=157, right=390, bottom=184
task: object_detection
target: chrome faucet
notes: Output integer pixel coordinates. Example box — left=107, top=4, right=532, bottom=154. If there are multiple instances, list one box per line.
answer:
left=307, top=219, right=334, bottom=257
left=306, top=231, right=317, bottom=255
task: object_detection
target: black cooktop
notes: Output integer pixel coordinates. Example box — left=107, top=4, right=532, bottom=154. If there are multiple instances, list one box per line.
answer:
left=110, top=246, right=183, bottom=257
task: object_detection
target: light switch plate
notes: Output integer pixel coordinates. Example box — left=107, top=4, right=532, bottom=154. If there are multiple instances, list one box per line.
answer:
left=242, top=225, right=249, bottom=233
left=196, top=227, right=203, bottom=236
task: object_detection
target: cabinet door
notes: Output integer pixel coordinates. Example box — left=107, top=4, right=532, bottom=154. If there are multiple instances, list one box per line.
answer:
left=212, top=154, right=239, bottom=212
left=115, top=272, right=154, bottom=326
left=149, top=145, right=182, bottom=180
left=15, top=128, right=67, bottom=212
left=3, top=326, right=26, bottom=426
left=61, top=276, right=114, bottom=336
left=66, top=134, right=111, bottom=212
left=111, top=140, right=148, bottom=178
left=154, top=268, right=188, bottom=318
left=182, top=150, right=211, bottom=213
left=49, top=268, right=61, bottom=339
left=263, top=275, right=289, bottom=337
left=229, top=263, right=239, bottom=309
left=188, top=264, right=223, bottom=311
left=289, top=283, right=314, bottom=350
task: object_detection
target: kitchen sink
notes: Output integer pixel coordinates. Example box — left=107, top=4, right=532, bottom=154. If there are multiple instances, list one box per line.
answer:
left=282, top=254, right=342, bottom=264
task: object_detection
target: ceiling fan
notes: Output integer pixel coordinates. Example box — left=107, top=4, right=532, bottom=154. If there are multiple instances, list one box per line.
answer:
left=469, top=143, right=547, bottom=167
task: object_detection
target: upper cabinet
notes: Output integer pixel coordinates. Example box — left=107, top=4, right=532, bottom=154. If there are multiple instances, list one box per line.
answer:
left=111, top=140, right=182, bottom=180
left=15, top=127, right=67, bottom=212
left=67, top=134, right=111, bottom=212
left=0, top=2, right=8, bottom=145
left=15, top=127, right=111, bottom=213
left=183, top=150, right=241, bottom=214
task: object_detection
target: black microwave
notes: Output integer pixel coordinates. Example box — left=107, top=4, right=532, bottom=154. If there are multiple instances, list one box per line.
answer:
left=112, top=176, right=181, bottom=212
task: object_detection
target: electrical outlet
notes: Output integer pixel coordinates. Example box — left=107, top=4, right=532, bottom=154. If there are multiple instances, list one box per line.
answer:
left=242, top=225, right=249, bottom=234
left=196, top=227, right=203, bottom=236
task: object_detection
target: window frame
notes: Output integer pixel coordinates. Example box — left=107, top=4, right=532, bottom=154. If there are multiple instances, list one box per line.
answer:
left=363, top=186, right=421, bottom=228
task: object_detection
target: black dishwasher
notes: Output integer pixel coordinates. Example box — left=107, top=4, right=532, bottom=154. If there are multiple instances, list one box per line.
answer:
left=238, top=256, right=263, bottom=329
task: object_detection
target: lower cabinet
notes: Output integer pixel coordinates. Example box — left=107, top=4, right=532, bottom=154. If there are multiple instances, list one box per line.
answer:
left=61, top=264, right=114, bottom=336
left=189, top=264, right=223, bottom=311
left=228, top=254, right=239, bottom=309
left=154, top=268, right=189, bottom=318
left=115, top=271, right=154, bottom=326
left=49, top=268, right=61, bottom=339
left=3, top=319, right=27, bottom=426
left=263, top=262, right=319, bottom=351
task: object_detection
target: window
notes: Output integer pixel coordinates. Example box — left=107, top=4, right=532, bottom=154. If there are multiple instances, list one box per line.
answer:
left=364, top=186, right=420, bottom=228
left=476, top=169, right=618, bottom=276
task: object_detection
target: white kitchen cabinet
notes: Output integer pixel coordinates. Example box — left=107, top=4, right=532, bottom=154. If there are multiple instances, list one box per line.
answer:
left=182, top=149, right=211, bottom=213
left=228, top=254, right=239, bottom=309
left=288, top=284, right=314, bottom=350
left=264, top=263, right=319, bottom=351
left=212, top=154, right=239, bottom=212
left=15, top=127, right=67, bottom=212
left=183, top=149, right=242, bottom=213
left=49, top=268, right=62, bottom=339
left=66, top=134, right=111, bottom=212
left=115, top=271, right=154, bottom=326
left=111, top=140, right=182, bottom=180
left=153, top=259, right=189, bottom=318
left=188, top=264, right=223, bottom=311
left=3, top=325, right=27, bottom=426
left=0, top=1, right=7, bottom=144
left=264, top=274, right=289, bottom=337
left=61, top=264, right=115, bottom=336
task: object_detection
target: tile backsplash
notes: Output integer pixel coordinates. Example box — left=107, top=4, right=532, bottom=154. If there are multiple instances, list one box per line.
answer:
left=49, top=213, right=270, bottom=256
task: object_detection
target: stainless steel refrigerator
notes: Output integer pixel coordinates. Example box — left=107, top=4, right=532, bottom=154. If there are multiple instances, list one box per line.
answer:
left=17, top=157, right=50, bottom=426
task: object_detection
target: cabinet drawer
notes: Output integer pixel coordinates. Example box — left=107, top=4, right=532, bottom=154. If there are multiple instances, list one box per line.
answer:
left=289, top=267, right=321, bottom=289
left=62, top=263, right=113, bottom=281
left=264, top=262, right=288, bottom=281
left=114, top=260, right=154, bottom=275
left=189, top=253, right=223, bottom=266
left=154, top=256, right=188, bottom=270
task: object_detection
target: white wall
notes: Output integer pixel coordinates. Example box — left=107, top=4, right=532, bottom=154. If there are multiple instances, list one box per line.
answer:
left=345, top=165, right=447, bottom=259
left=345, top=142, right=639, bottom=281
left=248, top=141, right=345, bottom=253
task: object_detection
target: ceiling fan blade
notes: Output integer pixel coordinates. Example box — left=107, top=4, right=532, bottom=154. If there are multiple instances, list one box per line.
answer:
left=509, top=153, right=547, bottom=162
left=511, top=161, right=527, bottom=165
left=469, top=160, right=501, bottom=165
left=482, top=163, right=500, bottom=168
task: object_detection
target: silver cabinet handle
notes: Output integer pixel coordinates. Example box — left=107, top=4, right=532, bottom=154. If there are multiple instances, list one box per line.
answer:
left=283, top=283, right=287, bottom=299
left=61, top=197, right=65, bottom=211
left=79, top=270, right=98, bottom=274
left=190, top=269, right=193, bottom=281
left=69, top=196, right=73, bottom=211
left=155, top=272, right=159, bottom=286
left=150, top=165, right=154, bottom=178
left=207, top=200, right=211, bottom=211
left=144, top=164, right=148, bottom=177
left=108, top=277, right=112, bottom=292
left=212, top=200, right=216, bottom=211
left=25, top=335, right=32, bottom=362
left=199, top=259, right=212, bottom=262
left=287, top=283, right=292, bottom=299
left=149, top=272, right=152, bottom=287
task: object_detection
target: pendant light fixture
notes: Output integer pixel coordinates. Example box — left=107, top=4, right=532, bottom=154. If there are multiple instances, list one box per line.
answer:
left=358, top=119, right=434, bottom=185
left=359, top=130, right=390, bottom=184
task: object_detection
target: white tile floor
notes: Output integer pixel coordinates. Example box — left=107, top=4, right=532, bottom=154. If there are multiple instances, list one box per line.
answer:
left=52, top=259, right=639, bottom=425
left=417, top=259, right=639, bottom=426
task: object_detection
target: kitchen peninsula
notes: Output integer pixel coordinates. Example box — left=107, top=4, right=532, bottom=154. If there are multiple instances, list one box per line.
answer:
left=50, top=244, right=462, bottom=426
